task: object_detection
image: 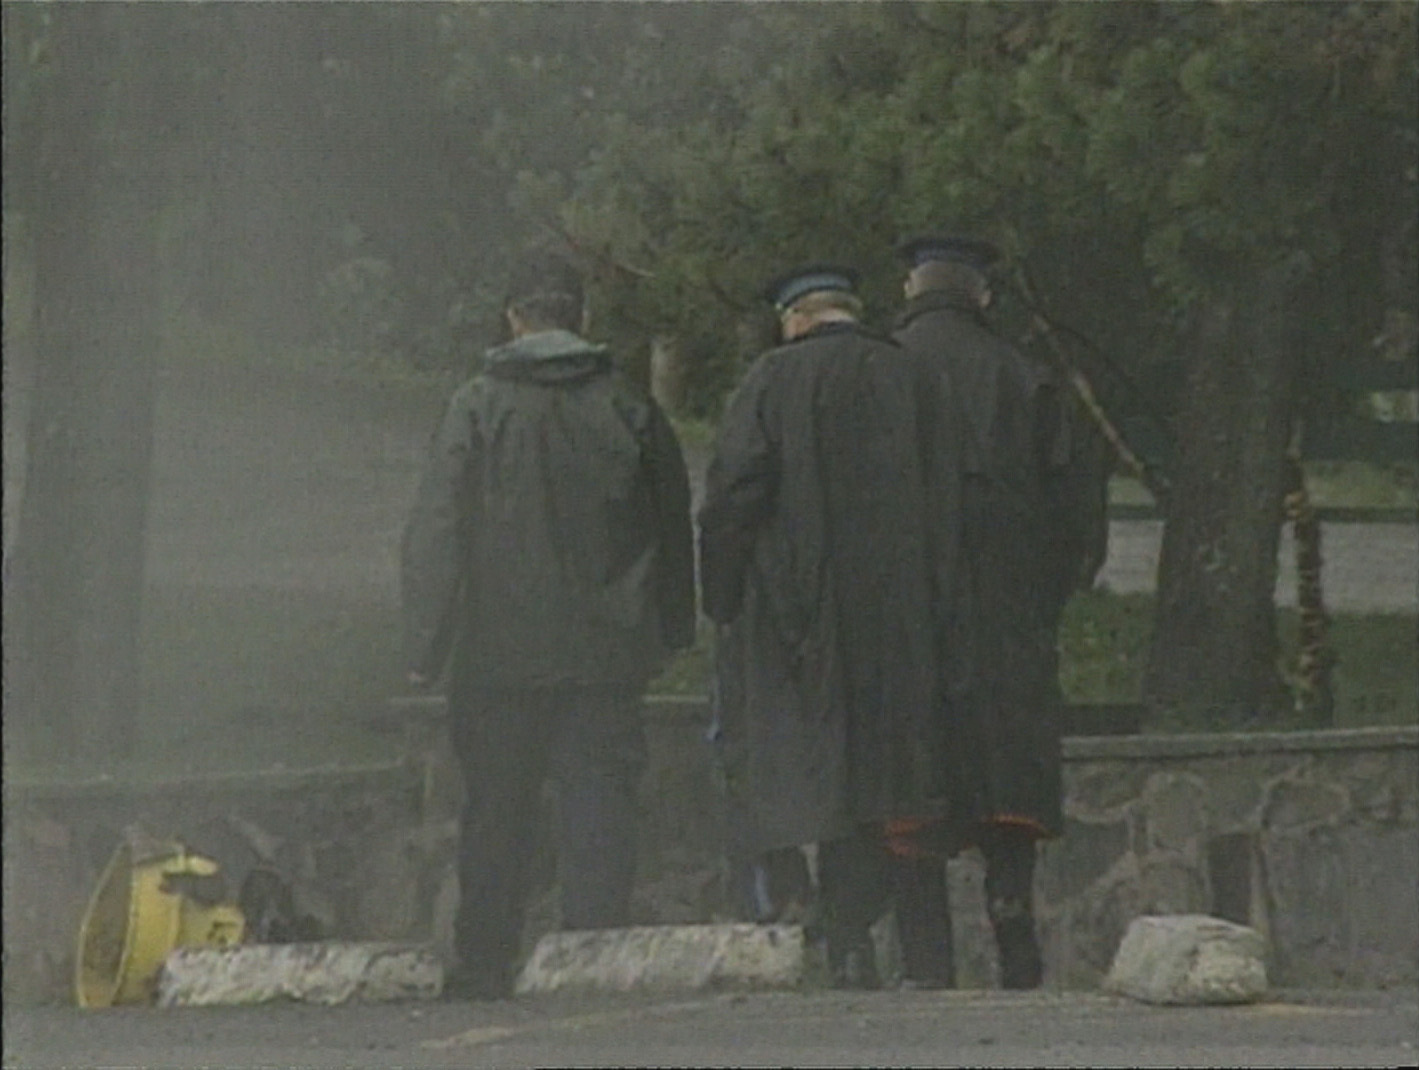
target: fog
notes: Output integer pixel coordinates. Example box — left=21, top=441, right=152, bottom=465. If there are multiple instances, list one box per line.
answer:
left=2, top=2, right=689, bottom=775
left=4, top=2, right=1415, bottom=777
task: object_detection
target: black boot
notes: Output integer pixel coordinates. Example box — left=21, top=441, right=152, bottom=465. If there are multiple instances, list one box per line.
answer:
left=993, top=915, right=1043, bottom=990
left=442, top=961, right=514, bottom=1001
left=892, top=856, right=955, bottom=989
left=818, top=830, right=888, bottom=990
left=983, top=828, right=1043, bottom=990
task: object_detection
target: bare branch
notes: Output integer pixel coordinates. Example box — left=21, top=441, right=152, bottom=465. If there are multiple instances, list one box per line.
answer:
left=1014, top=264, right=1172, bottom=506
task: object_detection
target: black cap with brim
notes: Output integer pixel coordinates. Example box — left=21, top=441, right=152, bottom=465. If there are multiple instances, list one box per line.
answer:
left=896, top=235, right=1001, bottom=273
left=762, top=264, right=861, bottom=312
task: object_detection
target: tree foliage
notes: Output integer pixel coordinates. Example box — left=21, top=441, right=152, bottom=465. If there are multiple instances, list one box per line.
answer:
left=4, top=2, right=1414, bottom=735
left=537, top=0, right=1415, bottom=723
left=6, top=2, right=1411, bottom=388
left=554, top=1, right=1415, bottom=418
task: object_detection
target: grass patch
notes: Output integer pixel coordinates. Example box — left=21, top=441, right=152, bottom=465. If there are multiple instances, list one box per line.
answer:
left=1058, top=590, right=1417, bottom=729
left=1057, top=590, right=1157, bottom=705
left=1301, top=461, right=1417, bottom=510
left=669, top=416, right=718, bottom=452
left=647, top=618, right=716, bottom=698
left=1287, top=609, right=1419, bottom=728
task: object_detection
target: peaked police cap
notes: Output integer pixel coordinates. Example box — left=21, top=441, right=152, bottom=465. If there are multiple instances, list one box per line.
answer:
left=762, top=264, right=861, bottom=312
left=896, top=235, right=1001, bottom=273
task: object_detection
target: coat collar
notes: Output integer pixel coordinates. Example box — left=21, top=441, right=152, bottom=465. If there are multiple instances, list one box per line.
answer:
left=482, top=329, right=610, bottom=383
left=785, top=320, right=898, bottom=347
left=894, top=289, right=986, bottom=331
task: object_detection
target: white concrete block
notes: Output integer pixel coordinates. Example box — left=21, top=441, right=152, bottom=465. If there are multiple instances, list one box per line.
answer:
left=1104, top=914, right=1267, bottom=1005
left=516, top=923, right=804, bottom=996
left=157, top=942, right=442, bottom=1007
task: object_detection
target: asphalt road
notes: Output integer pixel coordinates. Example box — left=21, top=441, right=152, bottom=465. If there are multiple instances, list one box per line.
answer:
left=5, top=988, right=1417, bottom=1069
left=1096, top=518, right=1419, bottom=613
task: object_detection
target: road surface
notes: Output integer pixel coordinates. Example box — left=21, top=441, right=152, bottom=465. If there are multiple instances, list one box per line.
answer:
left=1098, top=518, right=1418, bottom=613
left=5, top=987, right=1416, bottom=1069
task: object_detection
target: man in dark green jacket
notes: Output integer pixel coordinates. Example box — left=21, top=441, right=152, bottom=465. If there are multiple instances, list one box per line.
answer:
left=401, top=253, right=695, bottom=999
left=891, top=235, right=1109, bottom=990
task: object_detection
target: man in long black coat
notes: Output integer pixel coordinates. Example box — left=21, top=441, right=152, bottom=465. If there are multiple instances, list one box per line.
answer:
left=401, top=253, right=696, bottom=999
left=699, top=265, right=965, bottom=988
left=891, top=235, right=1108, bottom=989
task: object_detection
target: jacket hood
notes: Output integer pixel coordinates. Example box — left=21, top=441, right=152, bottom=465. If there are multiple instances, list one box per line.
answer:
left=483, top=329, right=611, bottom=383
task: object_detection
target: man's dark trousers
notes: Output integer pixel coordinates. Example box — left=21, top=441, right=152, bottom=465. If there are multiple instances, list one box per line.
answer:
left=448, top=683, right=646, bottom=992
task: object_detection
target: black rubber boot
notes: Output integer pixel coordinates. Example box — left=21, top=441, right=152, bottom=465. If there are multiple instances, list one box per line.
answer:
left=983, top=829, right=1043, bottom=990
left=818, top=830, right=888, bottom=990
left=992, top=915, right=1043, bottom=990
left=442, top=962, right=514, bottom=1001
left=892, top=856, right=955, bottom=989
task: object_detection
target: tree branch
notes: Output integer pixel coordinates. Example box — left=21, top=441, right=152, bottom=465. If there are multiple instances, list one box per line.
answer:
left=1013, top=264, right=1173, bottom=506
left=704, top=264, right=751, bottom=314
left=535, top=217, right=655, bottom=280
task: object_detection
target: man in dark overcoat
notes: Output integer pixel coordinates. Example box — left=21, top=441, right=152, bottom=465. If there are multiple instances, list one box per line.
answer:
left=890, top=235, right=1109, bottom=989
left=401, top=252, right=696, bottom=999
left=699, top=265, right=966, bottom=988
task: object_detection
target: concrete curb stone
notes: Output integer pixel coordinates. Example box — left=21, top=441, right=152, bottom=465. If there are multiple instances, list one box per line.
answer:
left=516, top=923, right=805, bottom=996
left=157, top=942, right=442, bottom=1007
left=1103, top=914, right=1268, bottom=1005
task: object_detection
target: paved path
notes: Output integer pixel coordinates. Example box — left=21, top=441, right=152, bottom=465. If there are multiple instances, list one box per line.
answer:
left=5, top=988, right=1416, bottom=1069
left=1098, top=519, right=1419, bottom=613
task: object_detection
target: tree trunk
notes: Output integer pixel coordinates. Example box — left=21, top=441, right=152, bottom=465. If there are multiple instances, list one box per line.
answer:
left=5, top=6, right=163, bottom=766
left=1143, top=254, right=1312, bottom=727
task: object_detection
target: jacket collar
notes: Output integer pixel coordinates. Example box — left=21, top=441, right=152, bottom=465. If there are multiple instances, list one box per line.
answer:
left=798, top=319, right=861, bottom=342
left=894, top=289, right=987, bottom=330
left=785, top=319, right=896, bottom=347
left=482, top=329, right=611, bottom=383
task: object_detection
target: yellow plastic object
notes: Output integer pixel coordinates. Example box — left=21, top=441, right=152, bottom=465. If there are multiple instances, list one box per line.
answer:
left=75, top=840, right=245, bottom=1008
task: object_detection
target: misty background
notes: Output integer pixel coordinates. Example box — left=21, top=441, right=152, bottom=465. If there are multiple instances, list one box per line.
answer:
left=3, top=2, right=1415, bottom=777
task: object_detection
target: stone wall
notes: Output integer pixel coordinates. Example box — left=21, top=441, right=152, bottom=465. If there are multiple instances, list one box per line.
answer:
left=6, top=706, right=1416, bottom=1004
left=1039, top=726, right=1419, bottom=990
left=630, top=703, right=1419, bottom=991
left=2, top=763, right=432, bottom=1004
